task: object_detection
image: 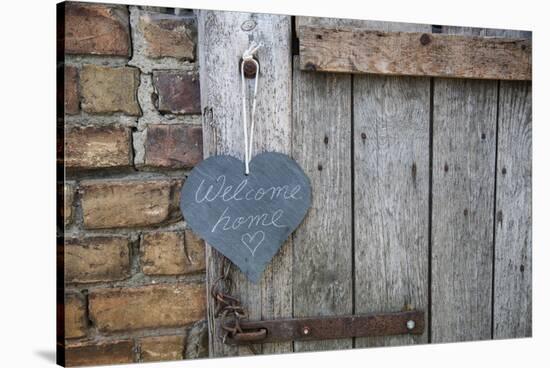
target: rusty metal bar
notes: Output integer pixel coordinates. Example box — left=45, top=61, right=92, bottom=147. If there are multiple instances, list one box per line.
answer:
left=218, top=310, right=424, bottom=345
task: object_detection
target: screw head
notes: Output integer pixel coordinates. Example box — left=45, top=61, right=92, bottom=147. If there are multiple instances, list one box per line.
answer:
left=406, top=320, right=416, bottom=330
left=302, top=326, right=311, bottom=335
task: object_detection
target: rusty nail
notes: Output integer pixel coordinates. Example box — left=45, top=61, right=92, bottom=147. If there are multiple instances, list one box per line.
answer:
left=420, top=33, right=431, bottom=45
left=242, top=59, right=258, bottom=79
left=361, top=132, right=367, bottom=140
left=406, top=320, right=415, bottom=330
left=302, top=326, right=311, bottom=335
left=317, top=164, right=323, bottom=171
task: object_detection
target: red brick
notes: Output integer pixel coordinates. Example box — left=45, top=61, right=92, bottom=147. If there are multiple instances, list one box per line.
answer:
left=141, top=231, right=205, bottom=276
left=89, top=283, right=206, bottom=333
left=64, top=66, right=79, bottom=115
left=144, top=124, right=203, bottom=169
left=80, top=179, right=182, bottom=229
left=153, top=71, right=200, bottom=114
left=65, top=293, right=87, bottom=339
left=139, top=335, right=186, bottom=362
left=65, top=340, right=134, bottom=366
left=139, top=12, right=196, bottom=60
left=65, top=3, right=130, bottom=56
left=65, top=236, right=131, bottom=283
left=65, top=125, right=133, bottom=169
left=80, top=65, right=141, bottom=116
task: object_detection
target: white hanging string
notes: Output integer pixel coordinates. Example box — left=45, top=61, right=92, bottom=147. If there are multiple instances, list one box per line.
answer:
left=241, top=41, right=262, bottom=175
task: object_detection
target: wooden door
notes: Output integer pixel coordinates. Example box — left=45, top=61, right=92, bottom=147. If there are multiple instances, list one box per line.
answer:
left=198, top=11, right=532, bottom=356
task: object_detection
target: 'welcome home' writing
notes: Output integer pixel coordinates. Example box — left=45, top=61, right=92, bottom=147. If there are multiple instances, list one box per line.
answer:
left=193, top=175, right=302, bottom=234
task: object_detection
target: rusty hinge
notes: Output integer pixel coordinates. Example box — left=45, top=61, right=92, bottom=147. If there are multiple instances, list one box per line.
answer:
left=217, top=310, right=424, bottom=345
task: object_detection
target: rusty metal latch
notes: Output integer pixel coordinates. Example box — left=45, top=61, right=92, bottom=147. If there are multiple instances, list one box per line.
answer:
left=217, top=310, right=424, bottom=345
left=211, top=258, right=424, bottom=347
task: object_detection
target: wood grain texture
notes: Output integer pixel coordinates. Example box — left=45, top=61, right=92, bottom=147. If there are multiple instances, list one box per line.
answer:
left=298, top=26, right=531, bottom=80
left=354, top=74, right=430, bottom=347
left=493, top=81, right=532, bottom=339
left=431, top=78, right=498, bottom=342
left=439, top=26, right=532, bottom=39
left=296, top=17, right=431, bottom=33
left=197, top=10, right=293, bottom=356
left=292, top=56, right=353, bottom=352
left=347, top=20, right=431, bottom=349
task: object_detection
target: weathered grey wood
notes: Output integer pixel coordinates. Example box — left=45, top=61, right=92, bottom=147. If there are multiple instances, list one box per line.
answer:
left=197, top=10, right=293, bottom=356
left=493, top=81, right=532, bottom=339
left=296, top=17, right=429, bottom=33
left=292, top=56, right=353, bottom=352
left=439, top=26, right=532, bottom=39
left=298, top=26, right=531, bottom=80
left=354, top=74, right=430, bottom=347
left=431, top=77, right=498, bottom=342
left=351, top=21, right=431, bottom=349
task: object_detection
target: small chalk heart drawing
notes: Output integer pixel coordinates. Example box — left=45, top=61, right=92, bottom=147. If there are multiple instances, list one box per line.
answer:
left=241, top=231, right=265, bottom=256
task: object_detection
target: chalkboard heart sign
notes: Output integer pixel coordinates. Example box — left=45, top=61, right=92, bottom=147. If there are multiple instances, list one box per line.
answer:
left=180, top=152, right=312, bottom=283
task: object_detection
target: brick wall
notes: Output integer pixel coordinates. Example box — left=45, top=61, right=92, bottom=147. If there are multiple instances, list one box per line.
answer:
left=59, top=2, right=207, bottom=366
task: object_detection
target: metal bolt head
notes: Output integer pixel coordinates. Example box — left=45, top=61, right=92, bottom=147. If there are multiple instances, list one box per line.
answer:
left=406, top=320, right=416, bottom=330
left=302, top=326, right=311, bottom=335
left=242, top=59, right=258, bottom=79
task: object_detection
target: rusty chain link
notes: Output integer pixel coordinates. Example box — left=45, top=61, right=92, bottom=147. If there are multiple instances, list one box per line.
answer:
left=210, top=257, right=264, bottom=353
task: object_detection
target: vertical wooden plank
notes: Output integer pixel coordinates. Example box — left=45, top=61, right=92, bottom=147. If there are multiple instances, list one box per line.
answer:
left=346, top=20, right=431, bottom=348
left=354, top=74, right=430, bottom=347
left=197, top=10, right=292, bottom=356
left=431, top=77, right=498, bottom=342
left=292, top=56, right=353, bottom=352
left=493, top=81, right=532, bottom=339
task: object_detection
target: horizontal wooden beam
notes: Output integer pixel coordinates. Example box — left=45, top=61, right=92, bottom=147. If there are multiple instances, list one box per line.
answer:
left=298, top=26, right=531, bottom=80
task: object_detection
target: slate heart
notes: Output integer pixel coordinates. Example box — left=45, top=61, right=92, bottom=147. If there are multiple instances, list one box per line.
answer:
left=180, top=152, right=312, bottom=283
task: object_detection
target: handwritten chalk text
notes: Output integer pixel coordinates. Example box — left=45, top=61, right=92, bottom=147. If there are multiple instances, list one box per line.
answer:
left=212, top=207, right=286, bottom=233
left=195, top=175, right=302, bottom=204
